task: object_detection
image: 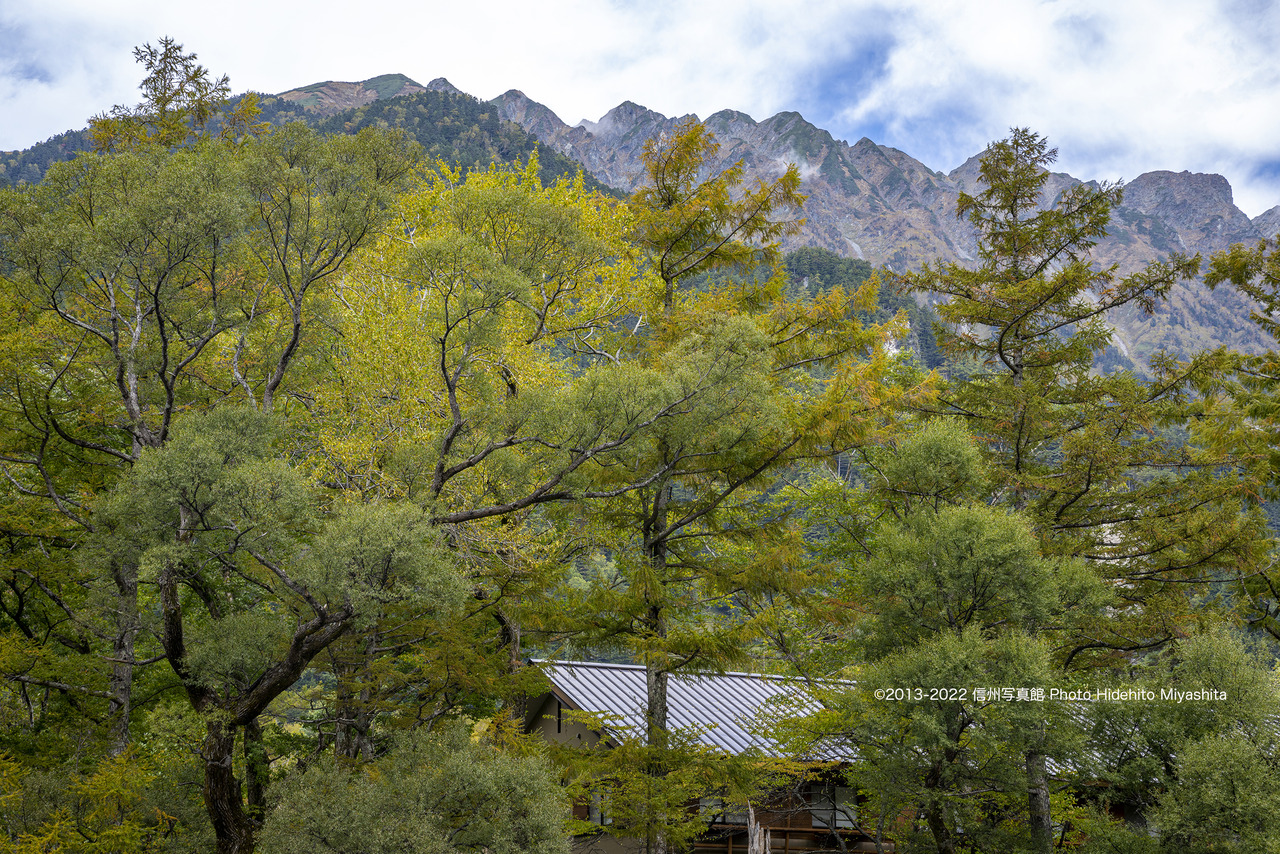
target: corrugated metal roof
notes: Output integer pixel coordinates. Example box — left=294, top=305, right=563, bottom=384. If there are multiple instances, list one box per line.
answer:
left=534, top=659, right=813, bottom=755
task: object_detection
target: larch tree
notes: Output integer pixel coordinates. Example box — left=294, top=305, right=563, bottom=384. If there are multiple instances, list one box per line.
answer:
left=90, top=36, right=266, bottom=152
left=551, top=119, right=922, bottom=854
left=895, top=128, right=1271, bottom=854
left=905, top=128, right=1269, bottom=660
left=1205, top=234, right=1280, bottom=639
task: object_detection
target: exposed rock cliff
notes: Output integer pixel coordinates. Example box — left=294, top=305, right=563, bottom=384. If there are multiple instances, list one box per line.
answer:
left=492, top=90, right=1277, bottom=362
left=277, top=73, right=426, bottom=116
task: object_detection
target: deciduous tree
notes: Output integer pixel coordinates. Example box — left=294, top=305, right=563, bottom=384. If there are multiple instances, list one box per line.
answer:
left=782, top=420, right=1104, bottom=854
left=260, top=724, right=570, bottom=854
left=553, top=120, right=919, bottom=854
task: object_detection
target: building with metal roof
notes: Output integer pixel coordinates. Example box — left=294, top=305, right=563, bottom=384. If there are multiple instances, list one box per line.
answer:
left=528, top=659, right=810, bottom=756
left=525, top=660, right=879, bottom=854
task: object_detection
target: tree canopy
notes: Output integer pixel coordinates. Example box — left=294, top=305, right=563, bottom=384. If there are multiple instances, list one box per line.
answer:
left=2, top=46, right=1279, bottom=854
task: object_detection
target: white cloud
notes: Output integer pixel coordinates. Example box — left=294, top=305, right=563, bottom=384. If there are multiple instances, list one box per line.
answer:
left=1, top=0, right=1276, bottom=215
left=830, top=0, right=1280, bottom=214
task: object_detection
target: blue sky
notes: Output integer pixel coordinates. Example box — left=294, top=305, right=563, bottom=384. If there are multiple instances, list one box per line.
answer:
left=2, top=0, right=1278, bottom=216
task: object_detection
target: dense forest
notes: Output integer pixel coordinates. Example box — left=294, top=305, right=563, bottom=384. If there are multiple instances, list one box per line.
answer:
left=0, top=77, right=611, bottom=197
left=2, top=41, right=1279, bottom=854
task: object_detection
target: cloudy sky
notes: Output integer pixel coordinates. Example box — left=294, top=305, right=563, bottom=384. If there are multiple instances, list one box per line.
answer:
left=3, top=0, right=1278, bottom=216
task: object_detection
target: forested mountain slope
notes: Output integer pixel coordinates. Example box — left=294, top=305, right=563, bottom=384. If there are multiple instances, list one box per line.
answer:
left=0, top=74, right=611, bottom=197
left=5, top=72, right=1277, bottom=364
left=492, top=89, right=1279, bottom=365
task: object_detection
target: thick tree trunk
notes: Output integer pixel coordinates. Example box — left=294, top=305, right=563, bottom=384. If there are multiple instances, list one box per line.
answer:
left=497, top=609, right=527, bottom=725
left=244, top=717, right=268, bottom=825
left=332, top=635, right=377, bottom=760
left=1027, top=749, right=1053, bottom=854
left=204, top=719, right=254, bottom=854
left=160, top=537, right=255, bottom=854
left=924, top=798, right=956, bottom=854
left=107, top=558, right=139, bottom=755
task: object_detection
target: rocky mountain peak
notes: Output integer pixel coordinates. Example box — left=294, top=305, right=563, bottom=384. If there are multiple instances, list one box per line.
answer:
left=492, top=89, right=570, bottom=138
left=276, top=74, right=424, bottom=117
left=707, top=108, right=758, bottom=128
left=425, top=77, right=463, bottom=95
left=1125, top=170, right=1234, bottom=209
left=1254, top=205, right=1280, bottom=238
left=588, top=101, right=689, bottom=143
left=1122, top=171, right=1255, bottom=253
left=764, top=110, right=808, bottom=128
left=482, top=82, right=1275, bottom=362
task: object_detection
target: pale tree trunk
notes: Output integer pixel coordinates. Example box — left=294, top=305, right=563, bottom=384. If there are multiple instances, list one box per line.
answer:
left=1027, top=748, right=1053, bottom=854
left=104, top=368, right=160, bottom=754
left=746, top=804, right=771, bottom=854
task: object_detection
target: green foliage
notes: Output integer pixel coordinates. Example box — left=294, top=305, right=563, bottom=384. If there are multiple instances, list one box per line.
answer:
left=8, top=54, right=1280, bottom=854
left=311, top=90, right=613, bottom=194
left=259, top=725, right=570, bottom=854
left=1203, top=236, right=1280, bottom=637
left=0, top=723, right=212, bottom=853
left=859, top=504, right=1080, bottom=652
left=861, top=417, right=989, bottom=511
left=0, top=61, right=428, bottom=848
left=0, top=129, right=93, bottom=188
left=535, top=118, right=922, bottom=854
left=1076, top=628, right=1280, bottom=854
left=1206, top=235, right=1280, bottom=341
left=630, top=117, right=804, bottom=308
left=89, top=37, right=266, bottom=151
left=781, top=246, right=945, bottom=368
left=1153, top=732, right=1280, bottom=853
left=777, top=419, right=1109, bottom=854
left=906, top=129, right=1270, bottom=659
left=555, top=718, right=768, bottom=853
left=918, top=127, right=1197, bottom=377
left=808, top=628, right=1080, bottom=854
left=783, top=246, right=873, bottom=299
left=108, top=404, right=465, bottom=690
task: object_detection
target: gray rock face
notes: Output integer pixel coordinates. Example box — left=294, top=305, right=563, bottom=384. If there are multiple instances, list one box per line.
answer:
left=1253, top=205, right=1280, bottom=239
left=490, top=90, right=1276, bottom=362
left=1121, top=171, right=1256, bottom=254
left=425, top=78, right=463, bottom=95
left=276, top=74, right=425, bottom=116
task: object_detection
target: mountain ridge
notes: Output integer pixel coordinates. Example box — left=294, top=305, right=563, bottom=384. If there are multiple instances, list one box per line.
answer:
left=487, top=88, right=1277, bottom=364
left=4, top=74, right=1276, bottom=364
left=276, top=73, right=426, bottom=115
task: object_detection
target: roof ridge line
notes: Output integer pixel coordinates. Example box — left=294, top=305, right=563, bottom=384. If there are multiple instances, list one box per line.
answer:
left=531, top=658, right=799, bottom=681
